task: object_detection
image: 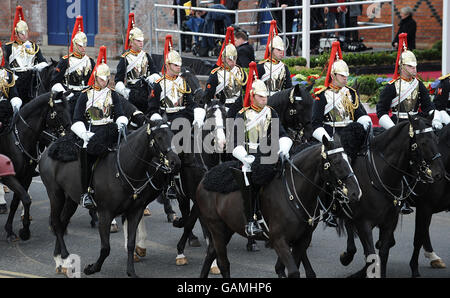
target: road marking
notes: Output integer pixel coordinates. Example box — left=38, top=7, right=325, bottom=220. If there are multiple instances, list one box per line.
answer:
left=0, top=270, right=44, bottom=278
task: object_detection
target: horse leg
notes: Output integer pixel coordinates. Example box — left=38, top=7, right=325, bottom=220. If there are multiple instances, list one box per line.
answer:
left=89, top=209, right=98, bottom=228
left=340, top=220, right=357, bottom=266
left=349, top=221, right=376, bottom=278
left=274, top=257, right=287, bottom=278
left=59, top=198, right=79, bottom=276
left=176, top=204, right=200, bottom=266
left=206, top=221, right=234, bottom=278
left=84, top=211, right=113, bottom=275
left=123, top=209, right=144, bottom=278
left=421, top=212, right=445, bottom=269
left=272, top=236, right=300, bottom=278
left=49, top=191, right=70, bottom=274
left=297, top=228, right=316, bottom=278
left=378, top=226, right=396, bottom=278
left=2, top=176, right=31, bottom=241
left=200, top=240, right=217, bottom=278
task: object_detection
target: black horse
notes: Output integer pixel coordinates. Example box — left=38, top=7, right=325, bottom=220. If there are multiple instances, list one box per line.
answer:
left=0, top=92, right=71, bottom=241
left=268, top=84, right=314, bottom=144
left=39, top=119, right=181, bottom=277
left=337, top=116, right=444, bottom=278
left=181, top=67, right=205, bottom=106
left=196, top=137, right=361, bottom=278
left=408, top=123, right=450, bottom=277
left=174, top=99, right=227, bottom=266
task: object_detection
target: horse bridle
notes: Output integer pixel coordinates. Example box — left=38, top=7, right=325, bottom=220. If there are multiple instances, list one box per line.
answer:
left=284, top=145, right=356, bottom=225
left=14, top=94, right=67, bottom=163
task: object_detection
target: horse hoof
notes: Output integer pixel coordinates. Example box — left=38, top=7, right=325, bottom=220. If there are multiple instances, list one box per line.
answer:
left=7, top=234, right=19, bottom=243
left=19, top=229, right=30, bottom=241
left=127, top=272, right=139, bottom=278
left=144, top=208, right=151, bottom=217
left=0, top=204, right=8, bottom=214
left=55, top=266, right=63, bottom=274
left=133, top=253, right=141, bottom=263
left=90, top=220, right=97, bottom=228
left=176, top=255, right=188, bottom=266
left=3, top=186, right=10, bottom=193
left=172, top=217, right=184, bottom=228
left=340, top=252, right=354, bottom=266
left=189, top=237, right=201, bottom=247
left=431, top=259, right=446, bottom=269
left=110, top=223, right=119, bottom=233
left=411, top=271, right=421, bottom=278
left=135, top=246, right=146, bottom=257
left=210, top=266, right=220, bottom=275
left=83, top=264, right=97, bottom=275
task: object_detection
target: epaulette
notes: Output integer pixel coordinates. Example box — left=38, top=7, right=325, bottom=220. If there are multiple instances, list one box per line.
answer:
left=5, top=41, right=13, bottom=45
left=210, top=67, right=221, bottom=74
left=82, top=87, right=92, bottom=93
left=438, top=73, right=450, bottom=81
left=314, top=87, right=327, bottom=95
left=155, top=77, right=164, bottom=84
left=238, top=106, right=250, bottom=114
left=258, top=59, right=269, bottom=64
left=388, top=77, right=399, bottom=84
left=121, top=51, right=131, bottom=58
left=62, top=53, right=71, bottom=59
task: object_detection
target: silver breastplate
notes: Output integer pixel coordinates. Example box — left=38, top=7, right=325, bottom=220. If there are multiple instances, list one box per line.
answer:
left=126, top=52, right=148, bottom=83
left=263, top=61, right=286, bottom=91
left=245, top=107, right=272, bottom=150
left=216, top=67, right=244, bottom=99
left=324, top=87, right=352, bottom=122
left=159, top=76, right=186, bottom=108
left=10, top=42, right=37, bottom=68
left=394, top=79, right=419, bottom=112
left=86, top=88, right=114, bottom=125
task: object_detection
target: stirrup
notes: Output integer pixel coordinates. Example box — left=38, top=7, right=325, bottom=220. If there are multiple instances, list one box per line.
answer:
left=400, top=201, right=414, bottom=215
left=245, top=221, right=263, bottom=238
left=81, top=193, right=95, bottom=209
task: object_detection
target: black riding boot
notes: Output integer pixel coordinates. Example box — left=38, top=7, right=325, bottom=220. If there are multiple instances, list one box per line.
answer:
left=80, top=149, right=95, bottom=209
left=231, top=169, right=263, bottom=238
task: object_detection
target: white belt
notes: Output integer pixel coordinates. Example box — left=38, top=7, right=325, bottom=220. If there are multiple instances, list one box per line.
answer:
left=91, top=119, right=114, bottom=125
left=395, top=111, right=418, bottom=119
left=68, top=85, right=86, bottom=91
left=162, top=106, right=185, bottom=113
left=324, top=120, right=353, bottom=127
left=11, top=67, right=33, bottom=73
left=225, top=96, right=239, bottom=104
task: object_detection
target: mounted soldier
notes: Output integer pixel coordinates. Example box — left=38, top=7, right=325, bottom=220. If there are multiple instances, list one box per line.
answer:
left=311, top=41, right=371, bottom=226
left=231, top=61, right=292, bottom=238
left=256, top=20, right=292, bottom=97
left=433, top=72, right=450, bottom=126
left=204, top=26, right=248, bottom=119
left=70, top=46, right=128, bottom=209
left=148, top=35, right=205, bottom=199
left=115, top=12, right=157, bottom=106
left=377, top=33, right=441, bottom=131
left=50, top=16, right=95, bottom=117
left=4, top=6, right=48, bottom=104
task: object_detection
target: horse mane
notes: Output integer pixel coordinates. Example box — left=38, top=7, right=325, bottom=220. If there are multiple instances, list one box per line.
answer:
left=18, top=92, right=52, bottom=119
left=291, top=142, right=321, bottom=166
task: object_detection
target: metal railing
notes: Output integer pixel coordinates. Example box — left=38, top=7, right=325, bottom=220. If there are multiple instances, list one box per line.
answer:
left=152, top=0, right=394, bottom=67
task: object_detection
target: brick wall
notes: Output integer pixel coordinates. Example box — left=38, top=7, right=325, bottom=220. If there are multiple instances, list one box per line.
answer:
left=357, top=0, right=442, bottom=49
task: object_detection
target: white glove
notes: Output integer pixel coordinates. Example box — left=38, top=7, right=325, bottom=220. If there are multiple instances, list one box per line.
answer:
left=312, top=127, right=331, bottom=143
left=150, top=113, right=163, bottom=121
left=34, top=62, right=49, bottom=72
left=10, top=97, right=22, bottom=112
left=232, top=145, right=255, bottom=171
left=115, top=81, right=131, bottom=99
left=116, top=116, right=129, bottom=132
left=440, top=110, right=450, bottom=125
left=431, top=110, right=443, bottom=130
left=193, top=107, right=206, bottom=128
left=278, top=137, right=293, bottom=159
left=71, top=121, right=94, bottom=146
left=378, top=114, right=395, bottom=130
left=357, top=115, right=372, bottom=131
left=51, top=83, right=66, bottom=93
left=146, top=73, right=162, bottom=84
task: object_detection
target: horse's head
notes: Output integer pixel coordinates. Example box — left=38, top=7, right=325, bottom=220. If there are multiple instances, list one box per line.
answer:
left=39, top=58, right=59, bottom=93
left=127, top=77, right=153, bottom=113
left=204, top=100, right=227, bottom=152
left=407, top=115, right=444, bottom=183
left=321, top=136, right=362, bottom=203
left=180, top=68, right=204, bottom=105
left=45, top=91, right=72, bottom=138
left=270, top=85, right=313, bottom=143
left=147, top=117, right=181, bottom=174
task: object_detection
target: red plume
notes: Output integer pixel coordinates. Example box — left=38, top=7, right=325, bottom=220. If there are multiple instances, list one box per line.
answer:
left=393, top=33, right=408, bottom=80
left=88, top=46, right=108, bottom=86
left=324, top=41, right=343, bottom=88
left=243, top=61, right=259, bottom=108
left=69, top=16, right=84, bottom=53
left=216, top=26, right=235, bottom=67
left=125, top=13, right=135, bottom=50
left=11, top=6, right=26, bottom=41
left=264, top=20, right=278, bottom=60
left=161, top=35, right=174, bottom=74
left=0, top=42, right=4, bottom=67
